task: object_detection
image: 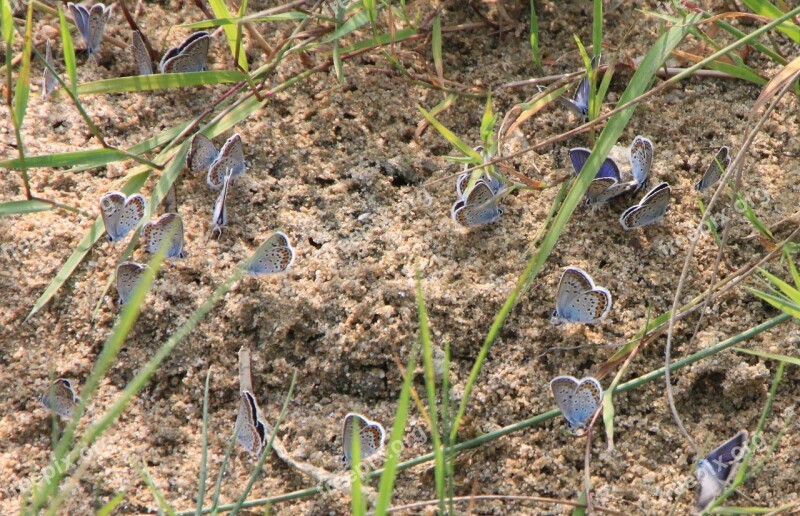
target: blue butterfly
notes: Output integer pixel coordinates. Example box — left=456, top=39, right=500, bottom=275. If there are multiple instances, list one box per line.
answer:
left=569, top=148, right=632, bottom=205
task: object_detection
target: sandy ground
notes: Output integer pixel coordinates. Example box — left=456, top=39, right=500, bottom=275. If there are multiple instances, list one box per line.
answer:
left=2, top=0, right=799, bottom=513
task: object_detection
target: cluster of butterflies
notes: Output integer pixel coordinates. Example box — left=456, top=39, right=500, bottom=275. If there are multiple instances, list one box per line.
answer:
left=42, top=2, right=211, bottom=97
left=548, top=374, right=748, bottom=511
left=39, top=378, right=385, bottom=470
left=448, top=135, right=730, bottom=230
left=186, top=132, right=247, bottom=237
left=99, top=132, right=293, bottom=305
left=39, top=373, right=743, bottom=508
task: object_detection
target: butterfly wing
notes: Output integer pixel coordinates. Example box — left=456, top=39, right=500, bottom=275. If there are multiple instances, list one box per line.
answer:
left=212, top=171, right=233, bottom=233
left=695, top=146, right=730, bottom=191
left=342, top=413, right=370, bottom=466
left=452, top=181, right=502, bottom=227
left=160, top=32, right=210, bottom=73
left=142, top=214, right=184, bottom=258
left=558, top=289, right=611, bottom=324
left=116, top=261, right=148, bottom=305
left=207, top=134, right=245, bottom=188
left=131, top=30, right=153, bottom=76
left=559, top=77, right=589, bottom=120
left=43, top=39, right=58, bottom=98
left=87, top=3, right=108, bottom=56
left=116, top=194, right=146, bottom=239
left=247, top=232, right=295, bottom=275
left=568, top=148, right=592, bottom=176
left=68, top=3, right=91, bottom=52
left=235, top=391, right=265, bottom=455
left=595, top=157, right=621, bottom=181
left=555, top=267, right=594, bottom=319
left=585, top=177, right=630, bottom=205
left=629, top=136, right=653, bottom=189
left=619, top=182, right=670, bottom=230
left=359, top=422, right=386, bottom=460
left=188, top=133, right=219, bottom=174
left=99, top=192, right=126, bottom=241
left=695, top=430, right=747, bottom=510
left=550, top=376, right=579, bottom=427
left=40, top=379, right=78, bottom=419
left=567, top=377, right=603, bottom=430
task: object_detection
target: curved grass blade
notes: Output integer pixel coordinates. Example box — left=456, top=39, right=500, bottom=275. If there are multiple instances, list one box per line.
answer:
left=0, top=199, right=56, bottom=216
left=194, top=369, right=212, bottom=516
left=208, top=0, right=248, bottom=71
left=13, top=1, right=33, bottom=129
left=95, top=493, right=126, bottom=516
left=73, top=71, right=247, bottom=96
left=180, top=12, right=307, bottom=29
left=741, top=0, right=800, bottom=43
left=374, top=321, right=420, bottom=514
left=57, top=5, right=77, bottom=92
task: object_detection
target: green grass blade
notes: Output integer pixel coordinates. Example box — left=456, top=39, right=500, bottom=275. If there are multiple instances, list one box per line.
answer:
left=417, top=106, right=483, bottom=162
left=180, top=12, right=308, bottom=29
left=432, top=15, right=443, bottom=82
left=374, top=338, right=420, bottom=514
left=786, top=249, right=800, bottom=289
left=1, top=0, right=12, bottom=47
left=479, top=93, right=497, bottom=152
left=13, top=1, right=33, bottom=128
left=339, top=26, right=418, bottom=54
left=415, top=272, right=445, bottom=512
left=529, top=0, right=541, bottom=69
left=95, top=493, right=125, bottom=516
left=757, top=268, right=800, bottom=304
left=57, top=6, right=77, bottom=91
left=592, top=0, right=603, bottom=58
left=746, top=287, right=800, bottom=318
left=363, top=0, right=377, bottom=26
left=25, top=171, right=149, bottom=320
left=741, top=0, right=800, bottom=43
left=322, top=8, right=370, bottom=44
left=0, top=148, right=130, bottom=170
left=734, top=347, right=800, bottom=367
left=350, top=416, right=364, bottom=516
left=194, top=368, right=212, bottom=516
left=136, top=461, right=176, bottom=515
left=72, top=71, right=247, bottom=95
left=0, top=199, right=56, bottom=215
left=208, top=0, right=248, bottom=71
